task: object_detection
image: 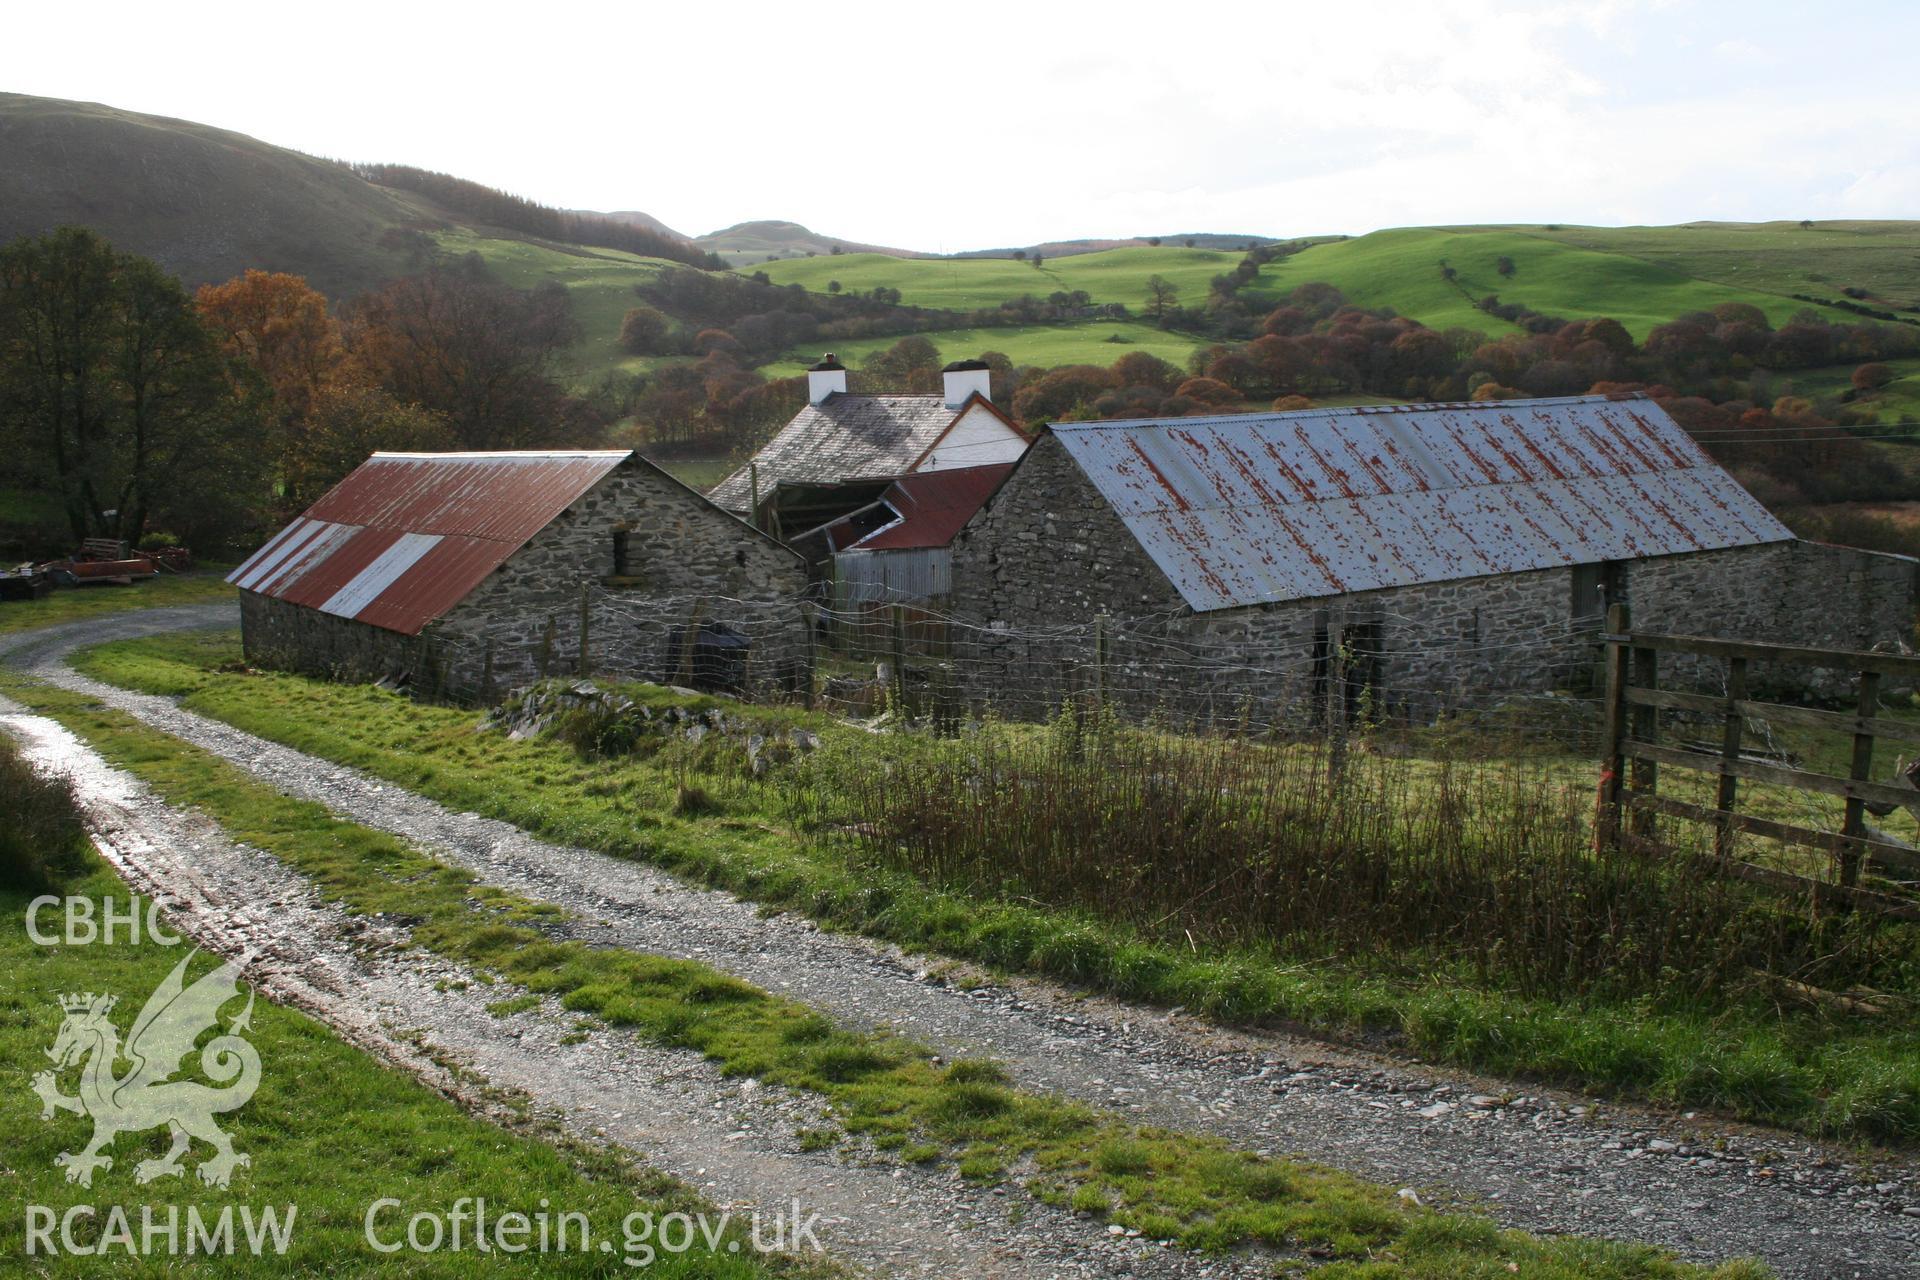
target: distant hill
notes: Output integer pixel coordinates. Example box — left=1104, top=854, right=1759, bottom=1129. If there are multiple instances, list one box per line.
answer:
left=0, top=92, right=435, bottom=297
left=953, top=233, right=1292, bottom=260
left=697, top=220, right=925, bottom=266
left=570, top=209, right=688, bottom=240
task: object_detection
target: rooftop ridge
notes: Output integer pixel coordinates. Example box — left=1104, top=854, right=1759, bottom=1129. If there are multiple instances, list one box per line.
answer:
left=370, top=449, right=634, bottom=459
left=1056, top=393, right=1644, bottom=432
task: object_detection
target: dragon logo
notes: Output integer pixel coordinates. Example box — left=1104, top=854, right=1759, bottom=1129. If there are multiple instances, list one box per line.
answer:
left=31, top=950, right=260, bottom=1189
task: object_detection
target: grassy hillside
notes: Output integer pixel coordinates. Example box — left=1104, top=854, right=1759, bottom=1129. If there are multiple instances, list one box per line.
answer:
left=755, top=320, right=1208, bottom=379
left=432, top=228, right=677, bottom=385
left=1769, top=356, right=1920, bottom=424
left=741, top=246, right=1241, bottom=311
left=0, top=93, right=436, bottom=297
left=1520, top=221, right=1920, bottom=311
left=1250, top=228, right=1877, bottom=339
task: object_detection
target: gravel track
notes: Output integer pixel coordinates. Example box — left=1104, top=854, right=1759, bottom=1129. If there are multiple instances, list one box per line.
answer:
left=5, top=605, right=1919, bottom=1278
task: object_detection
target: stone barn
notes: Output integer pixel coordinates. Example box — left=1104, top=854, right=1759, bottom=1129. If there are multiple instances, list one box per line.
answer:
left=230, top=450, right=810, bottom=701
left=947, top=395, right=1917, bottom=724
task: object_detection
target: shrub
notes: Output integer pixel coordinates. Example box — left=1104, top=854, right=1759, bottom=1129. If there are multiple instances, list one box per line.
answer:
left=0, top=737, right=91, bottom=893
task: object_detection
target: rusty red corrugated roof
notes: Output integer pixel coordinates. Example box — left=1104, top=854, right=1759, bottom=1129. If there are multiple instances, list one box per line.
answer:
left=839, top=464, right=1014, bottom=552
left=1050, top=396, right=1794, bottom=613
left=228, top=451, right=630, bottom=635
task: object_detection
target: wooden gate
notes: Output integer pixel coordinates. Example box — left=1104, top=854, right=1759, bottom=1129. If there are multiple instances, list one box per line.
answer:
left=1598, top=603, right=1920, bottom=918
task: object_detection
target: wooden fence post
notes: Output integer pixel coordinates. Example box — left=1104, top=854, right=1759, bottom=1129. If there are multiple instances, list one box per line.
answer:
left=1327, top=623, right=1349, bottom=786
left=890, top=604, right=910, bottom=718
left=1628, top=629, right=1660, bottom=840
left=577, top=582, right=592, bottom=677
left=538, top=615, right=556, bottom=680
left=1598, top=603, right=1631, bottom=846
left=481, top=638, right=496, bottom=704
left=676, top=598, right=706, bottom=686
left=799, top=603, right=817, bottom=710
left=1841, top=669, right=1882, bottom=890
left=1714, top=655, right=1747, bottom=860
left=1094, top=612, right=1110, bottom=714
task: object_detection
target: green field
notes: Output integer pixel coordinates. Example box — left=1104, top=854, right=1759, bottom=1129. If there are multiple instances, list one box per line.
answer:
left=1769, top=357, right=1920, bottom=424
left=444, top=223, right=1920, bottom=399
left=1250, top=228, right=1874, bottom=339
left=756, top=320, right=1208, bottom=379
left=741, top=246, right=1241, bottom=312
left=433, top=229, right=675, bottom=386
left=1519, top=221, right=1920, bottom=310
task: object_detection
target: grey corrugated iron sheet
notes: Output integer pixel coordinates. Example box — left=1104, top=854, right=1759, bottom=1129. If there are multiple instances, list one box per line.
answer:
left=1051, top=396, right=1794, bottom=613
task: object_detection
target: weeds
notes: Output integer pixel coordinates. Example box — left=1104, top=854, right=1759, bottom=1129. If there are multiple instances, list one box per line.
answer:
left=0, top=735, right=91, bottom=893
left=801, top=711, right=1918, bottom=1006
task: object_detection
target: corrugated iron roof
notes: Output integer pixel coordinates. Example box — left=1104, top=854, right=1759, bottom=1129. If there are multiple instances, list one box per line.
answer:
left=841, top=464, right=1014, bottom=551
left=1050, top=396, right=1794, bottom=613
left=228, top=451, right=630, bottom=635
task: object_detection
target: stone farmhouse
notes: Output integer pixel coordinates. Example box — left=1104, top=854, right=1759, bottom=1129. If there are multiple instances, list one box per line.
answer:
left=230, top=450, right=808, bottom=700
left=947, top=395, right=1917, bottom=723
left=708, top=355, right=1029, bottom=549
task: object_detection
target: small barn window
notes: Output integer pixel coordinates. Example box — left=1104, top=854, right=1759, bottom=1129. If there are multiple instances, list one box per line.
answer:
left=1571, top=561, right=1621, bottom=622
left=612, top=529, right=631, bottom=577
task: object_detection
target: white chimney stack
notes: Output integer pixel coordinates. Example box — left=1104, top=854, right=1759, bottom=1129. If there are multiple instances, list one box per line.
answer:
left=806, top=354, right=847, bottom=404
left=942, top=359, right=992, bottom=409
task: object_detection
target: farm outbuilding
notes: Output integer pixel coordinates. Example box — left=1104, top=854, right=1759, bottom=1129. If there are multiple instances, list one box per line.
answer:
left=709, top=356, right=1029, bottom=544
left=821, top=463, right=1013, bottom=606
left=947, top=395, right=1918, bottom=723
left=231, top=450, right=810, bottom=701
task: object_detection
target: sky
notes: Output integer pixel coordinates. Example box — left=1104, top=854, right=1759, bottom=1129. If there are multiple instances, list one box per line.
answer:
left=8, top=0, right=1916, bottom=251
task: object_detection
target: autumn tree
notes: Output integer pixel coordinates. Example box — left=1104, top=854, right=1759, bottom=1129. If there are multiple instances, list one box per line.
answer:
left=290, top=386, right=452, bottom=496
left=1173, top=376, right=1240, bottom=407
left=618, top=305, right=671, bottom=355
left=195, top=270, right=356, bottom=508
left=861, top=335, right=943, bottom=393
left=196, top=270, right=344, bottom=424
left=1012, top=365, right=1117, bottom=422
left=1853, top=362, right=1895, bottom=392
left=1112, top=350, right=1182, bottom=392
left=344, top=261, right=585, bottom=450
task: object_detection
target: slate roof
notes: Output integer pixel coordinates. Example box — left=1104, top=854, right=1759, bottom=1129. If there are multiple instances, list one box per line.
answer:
left=1048, top=395, right=1794, bottom=613
left=709, top=394, right=961, bottom=510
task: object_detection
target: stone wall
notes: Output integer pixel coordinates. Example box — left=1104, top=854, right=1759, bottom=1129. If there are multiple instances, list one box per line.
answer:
left=947, top=433, right=1918, bottom=725
left=241, top=456, right=813, bottom=703
left=240, top=589, right=422, bottom=684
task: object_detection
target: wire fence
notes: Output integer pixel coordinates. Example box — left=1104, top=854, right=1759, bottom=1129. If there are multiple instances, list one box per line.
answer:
left=244, top=573, right=1920, bottom=767
left=275, top=581, right=1626, bottom=744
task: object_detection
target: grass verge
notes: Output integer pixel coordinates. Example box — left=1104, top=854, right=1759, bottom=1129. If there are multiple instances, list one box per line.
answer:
left=0, top=781, right=800, bottom=1274
left=0, top=571, right=234, bottom=636
left=63, top=630, right=1920, bottom=1148
left=0, top=655, right=1768, bottom=1276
